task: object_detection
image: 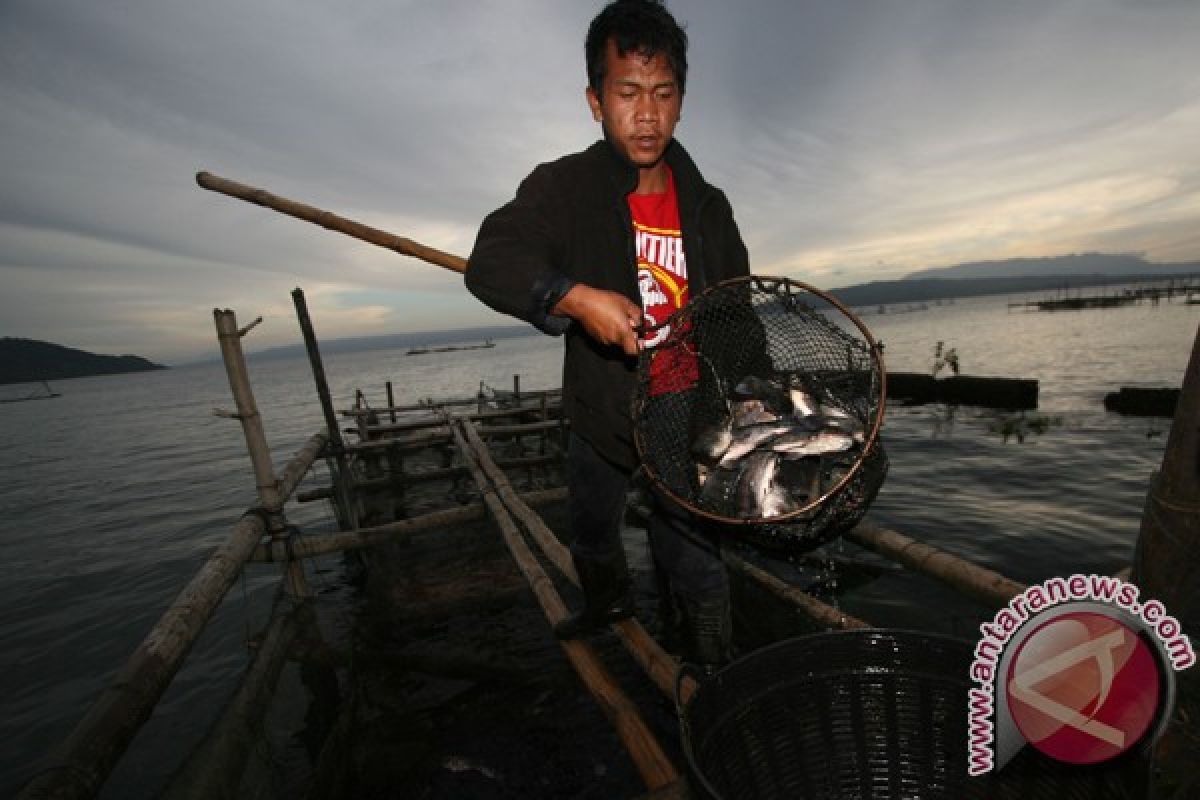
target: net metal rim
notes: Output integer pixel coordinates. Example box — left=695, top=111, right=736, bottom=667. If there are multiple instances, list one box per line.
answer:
left=633, top=274, right=887, bottom=527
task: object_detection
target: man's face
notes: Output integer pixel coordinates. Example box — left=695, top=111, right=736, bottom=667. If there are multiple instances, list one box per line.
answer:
left=586, top=39, right=682, bottom=170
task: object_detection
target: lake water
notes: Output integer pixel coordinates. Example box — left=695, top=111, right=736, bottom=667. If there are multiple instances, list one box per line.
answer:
left=1, top=291, right=1196, bottom=797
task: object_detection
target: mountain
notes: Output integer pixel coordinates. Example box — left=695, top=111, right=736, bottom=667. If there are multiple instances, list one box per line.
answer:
left=0, top=338, right=167, bottom=385
left=903, top=253, right=1200, bottom=280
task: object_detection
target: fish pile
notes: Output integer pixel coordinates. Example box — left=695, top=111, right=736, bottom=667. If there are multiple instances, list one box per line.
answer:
left=691, top=375, right=866, bottom=519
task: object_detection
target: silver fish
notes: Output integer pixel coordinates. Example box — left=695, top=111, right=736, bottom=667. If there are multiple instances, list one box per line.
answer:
left=760, top=486, right=800, bottom=518
left=820, top=407, right=865, bottom=440
left=733, top=375, right=790, bottom=412
left=736, top=451, right=779, bottom=516
left=718, top=422, right=794, bottom=467
left=692, top=418, right=734, bottom=463
left=789, top=388, right=820, bottom=418
left=734, top=408, right=780, bottom=429
left=772, top=430, right=855, bottom=458
left=733, top=398, right=765, bottom=415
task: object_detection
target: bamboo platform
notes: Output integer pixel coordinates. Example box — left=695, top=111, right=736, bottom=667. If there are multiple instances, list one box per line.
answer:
left=1006, top=278, right=1199, bottom=311
left=20, top=291, right=1198, bottom=799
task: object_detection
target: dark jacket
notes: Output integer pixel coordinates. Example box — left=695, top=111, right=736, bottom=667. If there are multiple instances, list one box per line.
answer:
left=466, top=139, right=750, bottom=470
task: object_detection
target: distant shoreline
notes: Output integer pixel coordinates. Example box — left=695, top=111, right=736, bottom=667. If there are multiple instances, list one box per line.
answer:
left=0, top=338, right=167, bottom=386
left=827, top=271, right=1198, bottom=310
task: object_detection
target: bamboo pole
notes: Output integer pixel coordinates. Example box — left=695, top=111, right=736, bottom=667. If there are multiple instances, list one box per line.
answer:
left=159, top=589, right=300, bottom=800
left=214, top=309, right=310, bottom=598
left=471, top=419, right=565, bottom=438
left=250, top=488, right=568, bottom=561
left=722, top=549, right=870, bottom=631
left=362, top=404, right=565, bottom=436
left=340, top=389, right=562, bottom=418
left=214, top=310, right=283, bottom=512
left=17, top=434, right=327, bottom=800
left=346, top=420, right=566, bottom=447
left=196, top=171, right=468, bottom=274
left=295, top=456, right=562, bottom=502
left=456, top=420, right=685, bottom=702
left=292, top=288, right=359, bottom=533
left=450, top=421, right=678, bottom=790
left=344, top=428, right=452, bottom=452
left=844, top=519, right=1026, bottom=607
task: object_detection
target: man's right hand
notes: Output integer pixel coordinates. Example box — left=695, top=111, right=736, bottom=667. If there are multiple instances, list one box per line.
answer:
left=551, top=284, right=643, bottom=357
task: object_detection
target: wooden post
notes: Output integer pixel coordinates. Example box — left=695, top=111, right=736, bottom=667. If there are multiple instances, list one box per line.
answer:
left=1134, top=320, right=1200, bottom=625
left=385, top=380, right=396, bottom=423
left=513, top=374, right=521, bottom=404
left=1133, top=321, right=1200, bottom=791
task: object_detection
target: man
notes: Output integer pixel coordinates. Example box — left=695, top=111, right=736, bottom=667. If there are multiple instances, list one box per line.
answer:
left=466, top=0, right=749, bottom=667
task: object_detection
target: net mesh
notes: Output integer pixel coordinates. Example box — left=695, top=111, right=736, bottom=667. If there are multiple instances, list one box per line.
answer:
left=633, top=276, right=888, bottom=552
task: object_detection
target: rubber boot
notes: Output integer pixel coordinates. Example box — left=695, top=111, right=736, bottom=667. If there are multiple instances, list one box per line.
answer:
left=553, top=554, right=635, bottom=639
left=682, top=594, right=733, bottom=674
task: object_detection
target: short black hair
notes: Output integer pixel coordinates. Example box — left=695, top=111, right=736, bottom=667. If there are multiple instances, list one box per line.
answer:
left=586, top=0, right=688, bottom=96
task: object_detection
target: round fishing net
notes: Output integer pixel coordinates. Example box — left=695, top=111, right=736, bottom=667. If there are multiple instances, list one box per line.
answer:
left=633, top=276, right=888, bottom=552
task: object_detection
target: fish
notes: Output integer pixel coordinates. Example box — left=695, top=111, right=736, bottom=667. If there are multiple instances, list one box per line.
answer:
left=819, top=405, right=866, bottom=440
left=760, top=486, right=800, bottom=518
left=736, top=451, right=779, bottom=517
left=772, top=430, right=855, bottom=458
left=789, top=388, right=821, bottom=419
left=733, top=375, right=790, bottom=413
left=718, top=422, right=794, bottom=467
left=692, top=417, right=734, bottom=463
left=734, top=408, right=781, bottom=429
left=685, top=371, right=873, bottom=517
left=733, top=398, right=766, bottom=415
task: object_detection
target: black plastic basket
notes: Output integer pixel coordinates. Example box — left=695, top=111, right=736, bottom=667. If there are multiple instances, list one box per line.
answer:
left=679, top=629, right=1149, bottom=799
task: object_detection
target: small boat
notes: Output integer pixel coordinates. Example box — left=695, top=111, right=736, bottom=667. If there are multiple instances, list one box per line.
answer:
left=0, top=380, right=62, bottom=404
left=405, top=339, right=495, bottom=356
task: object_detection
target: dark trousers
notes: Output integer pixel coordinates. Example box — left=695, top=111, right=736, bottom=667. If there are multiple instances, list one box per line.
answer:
left=567, top=432, right=729, bottom=604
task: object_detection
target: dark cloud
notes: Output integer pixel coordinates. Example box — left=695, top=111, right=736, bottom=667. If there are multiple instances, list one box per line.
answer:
left=2, top=0, right=1199, bottom=360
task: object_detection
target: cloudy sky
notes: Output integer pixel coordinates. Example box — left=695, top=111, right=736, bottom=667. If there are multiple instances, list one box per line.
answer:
left=3, top=0, right=1199, bottom=362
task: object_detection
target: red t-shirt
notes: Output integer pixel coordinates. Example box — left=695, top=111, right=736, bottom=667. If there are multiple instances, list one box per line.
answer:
left=628, top=168, right=699, bottom=394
